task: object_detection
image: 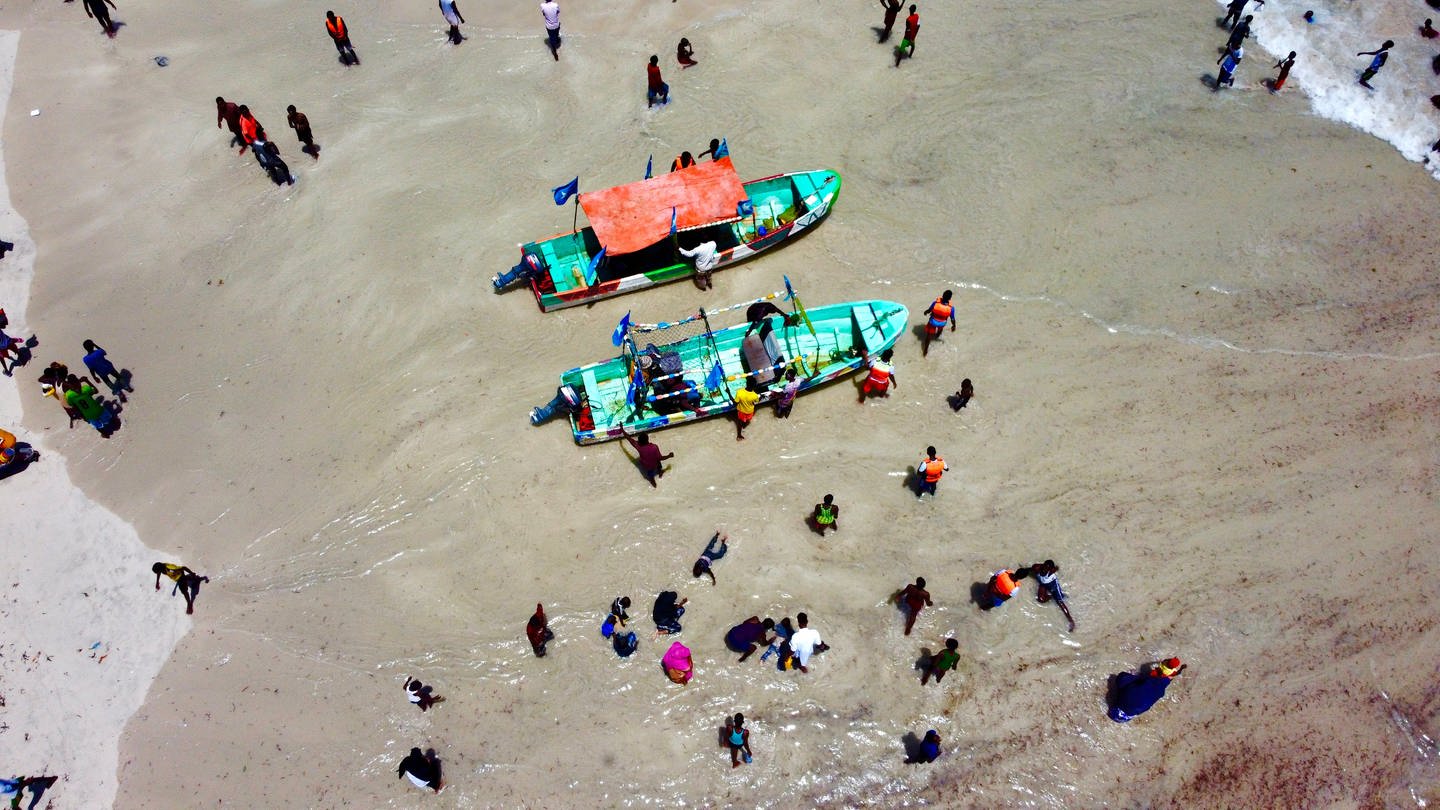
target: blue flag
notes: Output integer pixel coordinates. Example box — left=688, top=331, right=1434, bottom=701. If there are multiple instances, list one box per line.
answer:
left=670, top=207, right=678, bottom=237
left=626, top=362, right=643, bottom=406
left=585, top=246, right=606, bottom=286
left=645, top=155, right=653, bottom=180
left=737, top=199, right=754, bottom=217
left=552, top=177, right=579, bottom=206
left=714, top=138, right=729, bottom=158
left=611, top=310, right=631, bottom=347
left=705, top=362, right=724, bottom=391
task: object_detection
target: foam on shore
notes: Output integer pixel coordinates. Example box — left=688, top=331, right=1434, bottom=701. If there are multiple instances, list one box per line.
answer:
left=1229, top=0, right=1440, bottom=176
left=0, top=29, right=186, bottom=809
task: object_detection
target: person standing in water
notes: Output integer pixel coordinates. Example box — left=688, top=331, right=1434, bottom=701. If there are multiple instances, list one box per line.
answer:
left=1271, top=51, right=1296, bottom=92
left=1222, top=0, right=1262, bottom=29
left=921, top=638, right=961, bottom=685
left=647, top=55, right=670, bottom=107
left=152, top=563, right=210, bottom=614
left=774, top=368, right=802, bottom=417
left=679, top=239, right=717, bottom=290
left=216, top=97, right=244, bottom=149
left=734, top=378, right=761, bottom=441
left=1215, top=46, right=1243, bottom=89
left=526, top=603, right=554, bottom=656
left=894, top=5, right=920, bottom=67
left=878, top=0, right=902, bottom=43
left=897, top=577, right=933, bottom=635
left=920, top=290, right=956, bottom=357
left=622, top=429, right=674, bottom=487
left=809, top=494, right=839, bottom=535
left=916, top=446, right=947, bottom=497
left=1225, top=14, right=1253, bottom=54
left=858, top=348, right=898, bottom=403
left=723, top=713, right=753, bottom=767
left=83, top=0, right=118, bottom=38
left=287, top=106, right=319, bottom=158
left=1357, top=40, right=1393, bottom=88
left=325, top=11, right=359, bottom=65
left=1031, top=559, right=1076, bottom=632
left=439, top=0, right=465, bottom=45
left=541, top=0, right=561, bottom=60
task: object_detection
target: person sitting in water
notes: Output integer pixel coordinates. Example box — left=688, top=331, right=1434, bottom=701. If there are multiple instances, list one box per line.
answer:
left=760, top=616, right=794, bottom=663
left=1108, top=658, right=1186, bottom=722
left=677, top=37, right=697, bottom=67
left=809, top=494, right=839, bottom=535
left=661, top=640, right=693, bottom=683
left=984, top=567, right=1030, bottom=609
left=652, top=590, right=688, bottom=635
left=910, top=729, right=942, bottom=763
left=1423, top=18, right=1439, bottom=38
left=403, top=676, right=444, bottom=711
left=613, top=629, right=639, bottom=657
left=949, top=378, right=974, bottom=411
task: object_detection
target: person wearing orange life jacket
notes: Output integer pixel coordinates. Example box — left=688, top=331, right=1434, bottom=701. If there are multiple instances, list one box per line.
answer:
left=915, top=445, right=947, bottom=497
left=236, top=105, right=261, bottom=153
left=325, top=10, right=359, bottom=65
left=984, top=566, right=1031, bottom=609
left=858, top=348, right=898, bottom=403
left=671, top=151, right=696, bottom=172
left=921, top=290, right=956, bottom=357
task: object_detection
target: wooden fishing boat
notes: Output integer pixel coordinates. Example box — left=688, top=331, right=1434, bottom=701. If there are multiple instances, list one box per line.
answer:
left=529, top=288, right=908, bottom=444
left=493, top=157, right=841, bottom=312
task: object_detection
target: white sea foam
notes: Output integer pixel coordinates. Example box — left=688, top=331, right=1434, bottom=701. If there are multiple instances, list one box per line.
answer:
left=1230, top=0, right=1440, bottom=175
left=0, top=30, right=186, bottom=809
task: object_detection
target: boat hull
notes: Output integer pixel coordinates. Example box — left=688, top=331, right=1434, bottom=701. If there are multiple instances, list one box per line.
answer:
left=554, top=300, right=909, bottom=444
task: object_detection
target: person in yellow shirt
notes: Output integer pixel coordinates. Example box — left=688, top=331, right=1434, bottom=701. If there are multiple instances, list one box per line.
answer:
left=734, top=378, right=761, bottom=441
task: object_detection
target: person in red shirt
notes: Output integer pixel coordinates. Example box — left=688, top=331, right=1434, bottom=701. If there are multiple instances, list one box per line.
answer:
left=623, top=429, right=674, bottom=487
left=647, top=55, right=670, bottom=108
left=896, top=577, right=933, bottom=636
left=895, top=5, right=920, bottom=67
left=215, top=97, right=244, bottom=149
left=526, top=603, right=554, bottom=656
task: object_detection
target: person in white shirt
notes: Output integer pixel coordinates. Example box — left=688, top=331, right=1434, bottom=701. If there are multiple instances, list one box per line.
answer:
left=540, top=0, right=561, bottom=60
left=787, top=612, right=829, bottom=673
left=679, top=240, right=718, bottom=290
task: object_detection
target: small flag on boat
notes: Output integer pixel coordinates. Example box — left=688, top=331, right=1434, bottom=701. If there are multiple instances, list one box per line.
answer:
left=552, top=177, right=579, bottom=206
left=645, top=155, right=653, bottom=180
left=737, top=199, right=754, bottom=218
left=705, top=362, right=724, bottom=391
left=715, top=138, right=729, bottom=158
left=586, top=246, right=607, bottom=286
left=612, top=310, right=631, bottom=347
left=670, top=207, right=678, bottom=236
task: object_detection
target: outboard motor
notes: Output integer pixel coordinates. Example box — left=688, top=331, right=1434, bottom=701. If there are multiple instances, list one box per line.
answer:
left=494, top=253, right=545, bottom=292
left=530, top=384, right=583, bottom=426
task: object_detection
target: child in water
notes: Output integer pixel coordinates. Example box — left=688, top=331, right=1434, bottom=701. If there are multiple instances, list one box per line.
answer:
left=949, top=378, right=974, bottom=411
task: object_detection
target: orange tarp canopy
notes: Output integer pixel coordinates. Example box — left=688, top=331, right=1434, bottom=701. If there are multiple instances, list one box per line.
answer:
left=579, top=157, right=747, bottom=255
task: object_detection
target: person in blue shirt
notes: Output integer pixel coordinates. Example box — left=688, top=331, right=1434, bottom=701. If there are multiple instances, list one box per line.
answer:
left=82, top=339, right=131, bottom=400
left=910, top=729, right=942, bottom=763
left=1358, top=40, right=1394, bottom=89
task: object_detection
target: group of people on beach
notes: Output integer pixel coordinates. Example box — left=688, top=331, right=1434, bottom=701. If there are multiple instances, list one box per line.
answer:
left=215, top=96, right=316, bottom=187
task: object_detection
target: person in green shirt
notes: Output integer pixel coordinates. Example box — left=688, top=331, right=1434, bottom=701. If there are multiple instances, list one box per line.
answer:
left=63, top=375, right=113, bottom=431
left=734, top=378, right=761, bottom=441
left=922, top=638, right=960, bottom=685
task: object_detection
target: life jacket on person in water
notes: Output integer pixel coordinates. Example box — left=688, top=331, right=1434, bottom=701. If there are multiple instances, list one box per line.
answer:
left=926, top=298, right=953, bottom=332
left=326, top=15, right=348, bottom=40
left=866, top=361, right=893, bottom=386
left=991, top=569, right=1019, bottom=598
left=921, top=457, right=946, bottom=483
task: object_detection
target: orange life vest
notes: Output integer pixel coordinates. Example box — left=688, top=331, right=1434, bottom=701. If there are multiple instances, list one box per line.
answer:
left=921, top=457, right=945, bottom=482
left=326, top=16, right=347, bottom=39
left=239, top=114, right=258, bottom=143
left=927, top=298, right=953, bottom=330
left=992, top=570, right=1018, bottom=597
left=671, top=154, right=693, bottom=172
left=866, top=360, right=893, bottom=386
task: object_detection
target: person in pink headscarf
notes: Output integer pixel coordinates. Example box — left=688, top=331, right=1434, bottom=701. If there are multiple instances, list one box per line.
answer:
left=661, top=641, right=693, bottom=684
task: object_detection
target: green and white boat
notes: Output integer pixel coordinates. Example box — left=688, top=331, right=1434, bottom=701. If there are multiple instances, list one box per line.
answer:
left=493, top=157, right=841, bottom=312
left=529, top=285, right=909, bottom=444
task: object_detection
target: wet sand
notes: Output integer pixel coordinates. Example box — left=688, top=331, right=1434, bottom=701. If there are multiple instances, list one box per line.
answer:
left=3, top=0, right=1439, bottom=806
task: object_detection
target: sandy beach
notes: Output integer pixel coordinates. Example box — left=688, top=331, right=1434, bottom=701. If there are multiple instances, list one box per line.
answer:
left=2, top=0, right=1439, bottom=806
